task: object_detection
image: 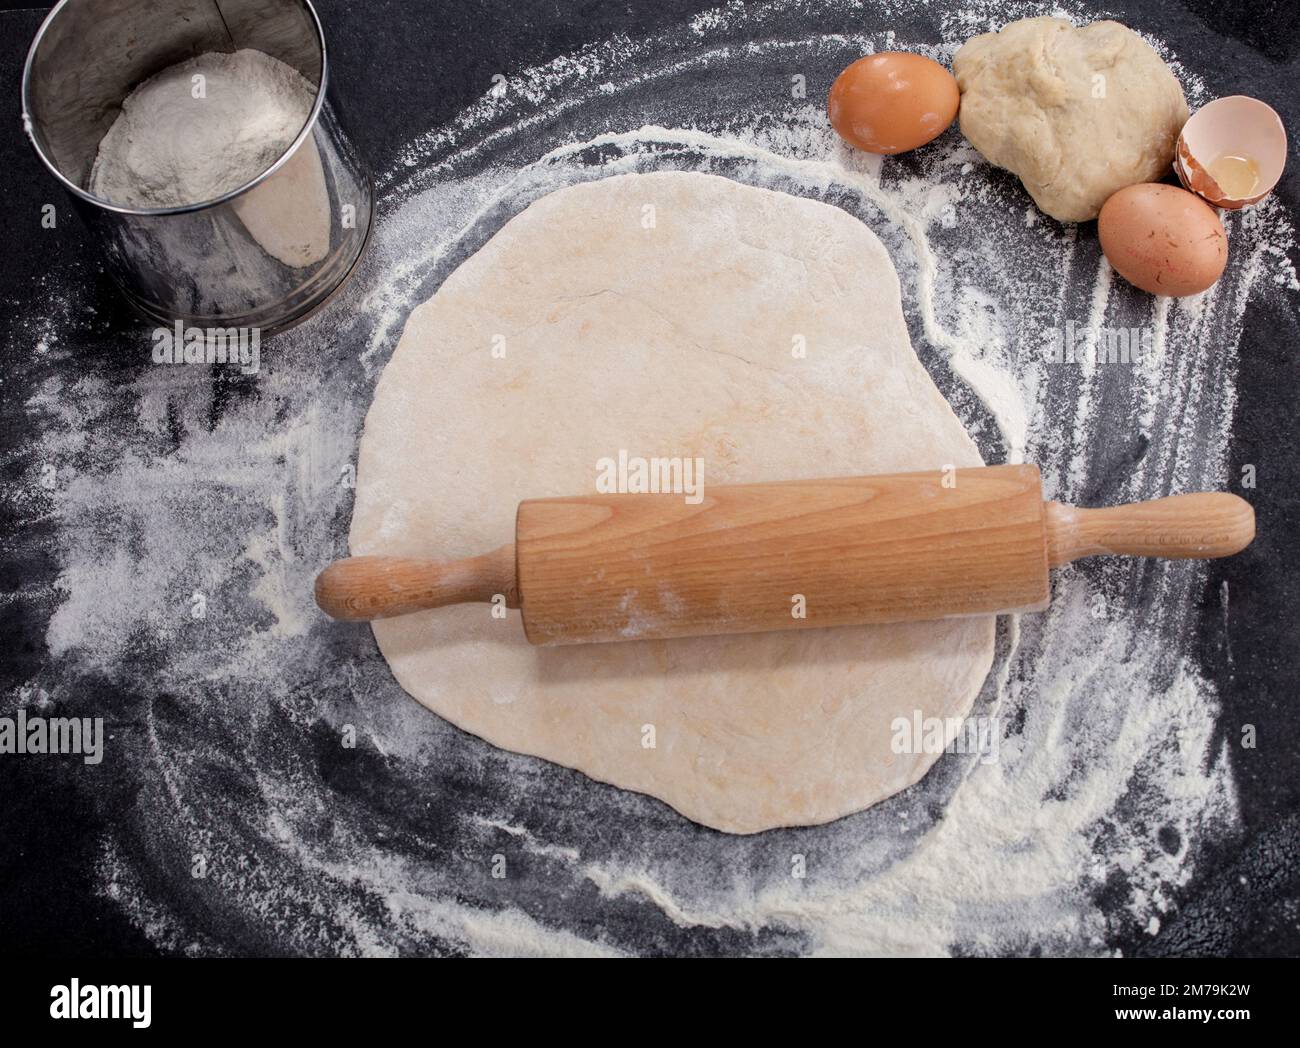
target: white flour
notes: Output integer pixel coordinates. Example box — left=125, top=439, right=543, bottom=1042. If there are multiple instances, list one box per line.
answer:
left=18, top=0, right=1297, bottom=955
left=89, top=49, right=316, bottom=209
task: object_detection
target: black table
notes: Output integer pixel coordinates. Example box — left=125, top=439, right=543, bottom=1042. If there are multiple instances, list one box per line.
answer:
left=1, top=0, right=1297, bottom=957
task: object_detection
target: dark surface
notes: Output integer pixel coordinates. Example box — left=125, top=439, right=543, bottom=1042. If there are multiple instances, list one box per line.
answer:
left=0, top=0, right=1297, bottom=957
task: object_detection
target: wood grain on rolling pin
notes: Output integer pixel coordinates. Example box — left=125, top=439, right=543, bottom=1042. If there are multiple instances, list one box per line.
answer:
left=516, top=463, right=1050, bottom=644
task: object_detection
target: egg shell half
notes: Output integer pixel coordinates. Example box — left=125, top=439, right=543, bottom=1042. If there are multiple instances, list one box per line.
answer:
left=1098, top=183, right=1228, bottom=297
left=1174, top=95, right=1287, bottom=209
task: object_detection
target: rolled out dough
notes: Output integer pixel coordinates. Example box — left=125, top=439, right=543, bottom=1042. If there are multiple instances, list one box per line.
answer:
left=351, top=171, right=995, bottom=834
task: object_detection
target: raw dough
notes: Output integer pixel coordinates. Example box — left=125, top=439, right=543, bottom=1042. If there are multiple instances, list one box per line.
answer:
left=350, top=172, right=995, bottom=834
left=953, top=17, right=1188, bottom=223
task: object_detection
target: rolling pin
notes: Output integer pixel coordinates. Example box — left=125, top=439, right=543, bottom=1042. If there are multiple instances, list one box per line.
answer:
left=315, top=464, right=1254, bottom=644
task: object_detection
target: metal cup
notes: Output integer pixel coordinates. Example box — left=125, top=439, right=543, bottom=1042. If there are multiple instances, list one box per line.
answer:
left=22, top=0, right=373, bottom=334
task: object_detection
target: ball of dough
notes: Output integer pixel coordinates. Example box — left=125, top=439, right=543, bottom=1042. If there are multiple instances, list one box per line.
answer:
left=953, top=17, right=1188, bottom=223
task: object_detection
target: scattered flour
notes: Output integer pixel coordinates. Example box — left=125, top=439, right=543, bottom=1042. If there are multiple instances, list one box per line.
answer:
left=16, top=0, right=1296, bottom=955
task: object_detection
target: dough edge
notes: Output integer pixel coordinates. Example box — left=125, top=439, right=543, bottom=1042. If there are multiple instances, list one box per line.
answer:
left=352, top=171, right=998, bottom=834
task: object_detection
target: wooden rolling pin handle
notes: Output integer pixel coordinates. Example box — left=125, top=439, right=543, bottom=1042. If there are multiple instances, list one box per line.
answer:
left=314, top=545, right=518, bottom=621
left=1044, top=493, right=1255, bottom=568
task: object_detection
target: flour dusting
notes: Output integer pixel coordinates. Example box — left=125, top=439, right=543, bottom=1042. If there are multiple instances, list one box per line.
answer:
left=89, top=49, right=317, bottom=209
left=14, top=0, right=1296, bottom=955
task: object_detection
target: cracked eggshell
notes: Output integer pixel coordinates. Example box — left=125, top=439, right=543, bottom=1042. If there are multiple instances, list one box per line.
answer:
left=1098, top=183, right=1228, bottom=297
left=1174, top=95, right=1287, bottom=209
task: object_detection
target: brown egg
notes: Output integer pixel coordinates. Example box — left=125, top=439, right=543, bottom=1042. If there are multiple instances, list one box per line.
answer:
left=1098, top=184, right=1228, bottom=297
left=828, top=52, right=960, bottom=155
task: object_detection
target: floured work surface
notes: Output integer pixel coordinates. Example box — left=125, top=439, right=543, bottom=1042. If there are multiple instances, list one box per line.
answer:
left=350, top=172, right=995, bottom=834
